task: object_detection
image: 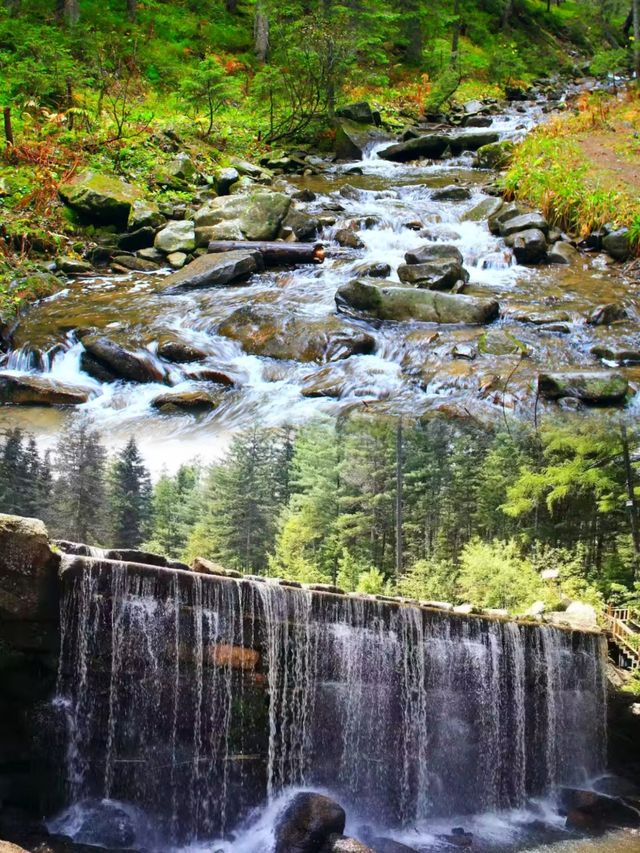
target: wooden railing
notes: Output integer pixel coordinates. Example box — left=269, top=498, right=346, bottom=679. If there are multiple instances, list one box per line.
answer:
left=606, top=605, right=640, bottom=669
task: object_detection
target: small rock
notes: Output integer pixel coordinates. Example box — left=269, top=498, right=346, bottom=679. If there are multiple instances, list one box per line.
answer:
left=505, top=228, right=548, bottom=264
left=353, top=262, right=392, bottom=278
left=155, top=220, right=196, bottom=254
left=500, top=213, right=549, bottom=238
left=159, top=250, right=261, bottom=291
left=462, top=197, right=503, bottom=222
left=55, top=256, right=94, bottom=275
left=152, top=389, right=221, bottom=412
left=405, top=244, right=463, bottom=265
left=275, top=793, right=346, bottom=853
left=432, top=185, right=471, bottom=202
left=603, top=228, right=631, bottom=261
left=117, top=226, right=156, bottom=252
left=335, top=229, right=365, bottom=249
left=111, top=255, right=160, bottom=272
left=215, top=167, right=240, bottom=195
left=192, top=557, right=242, bottom=578
left=587, top=303, right=627, bottom=326
left=547, top=241, right=578, bottom=264
left=167, top=252, right=187, bottom=270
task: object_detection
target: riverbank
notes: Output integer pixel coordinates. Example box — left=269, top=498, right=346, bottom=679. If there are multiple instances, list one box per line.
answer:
left=503, top=87, right=640, bottom=253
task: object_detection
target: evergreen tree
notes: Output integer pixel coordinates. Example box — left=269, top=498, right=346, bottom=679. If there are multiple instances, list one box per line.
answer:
left=51, top=421, right=107, bottom=543
left=145, top=464, right=201, bottom=558
left=108, top=436, right=152, bottom=548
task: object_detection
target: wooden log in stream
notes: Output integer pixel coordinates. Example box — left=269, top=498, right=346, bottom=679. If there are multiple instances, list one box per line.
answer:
left=207, top=240, right=325, bottom=266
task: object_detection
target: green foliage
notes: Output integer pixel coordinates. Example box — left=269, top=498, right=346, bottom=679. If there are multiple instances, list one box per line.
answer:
left=589, top=48, right=628, bottom=78
left=397, top=557, right=458, bottom=602
left=107, top=437, right=152, bottom=549
left=179, top=56, right=238, bottom=137
left=457, top=539, right=544, bottom=611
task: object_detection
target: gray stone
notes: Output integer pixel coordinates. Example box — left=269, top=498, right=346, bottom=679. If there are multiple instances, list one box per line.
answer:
left=547, top=241, right=578, bottom=264
left=59, top=172, right=142, bottom=226
left=55, top=256, right=93, bottom=275
left=335, top=102, right=377, bottom=124
left=462, top=198, right=503, bottom=222
left=159, top=251, right=261, bottom=291
left=587, top=303, right=627, bottom=326
left=215, top=167, right=240, bottom=195
left=405, top=244, right=463, bottom=265
left=275, top=792, right=346, bottom=853
left=336, top=279, right=499, bottom=325
left=167, top=252, right=188, bottom=269
left=500, top=213, right=549, bottom=238
left=335, top=229, right=365, bottom=249
left=603, top=228, right=631, bottom=261
left=0, top=515, right=59, bottom=620
left=112, top=255, right=160, bottom=272
left=473, top=141, right=515, bottom=169
left=154, top=220, right=196, bottom=254
left=335, top=120, right=392, bottom=160
left=432, top=185, right=471, bottom=202
left=379, top=134, right=450, bottom=162
left=505, top=228, right=548, bottom=264
left=194, top=191, right=291, bottom=241
left=168, top=152, right=196, bottom=182
left=397, top=259, right=468, bottom=290
left=128, top=198, right=164, bottom=231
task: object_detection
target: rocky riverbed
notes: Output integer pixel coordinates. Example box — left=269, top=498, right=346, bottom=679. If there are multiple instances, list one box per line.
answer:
left=0, top=83, right=638, bottom=450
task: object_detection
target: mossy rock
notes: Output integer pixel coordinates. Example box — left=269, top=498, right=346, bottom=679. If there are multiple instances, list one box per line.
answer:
left=479, top=328, right=529, bottom=356
left=59, top=172, right=143, bottom=227
left=474, top=141, right=515, bottom=170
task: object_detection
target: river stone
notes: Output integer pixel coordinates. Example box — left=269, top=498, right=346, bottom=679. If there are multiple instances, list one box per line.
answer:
left=192, top=557, right=242, bottom=578
left=218, top=304, right=375, bottom=363
left=194, top=191, right=291, bottom=240
left=505, top=228, right=548, bottom=264
left=167, top=252, right=187, bottom=269
left=275, top=792, right=346, bottom=853
left=0, top=373, right=93, bottom=406
left=168, top=153, right=196, bottom=182
left=112, top=255, right=160, bottom=272
left=537, top=371, right=628, bottom=404
left=0, top=514, right=60, bottom=621
left=602, top=228, right=631, bottom=261
left=547, top=241, right=578, bottom=264
left=592, top=345, right=640, bottom=364
left=159, top=250, right=261, bottom=291
left=184, top=367, right=236, bottom=386
left=283, top=207, right=321, bottom=240
left=154, top=220, right=196, bottom=254
left=479, top=328, right=528, bottom=355
left=353, top=262, right=392, bottom=278
left=587, top=303, right=627, bottom=326
left=195, top=222, right=246, bottom=244
left=432, top=185, right=471, bottom=202
left=500, top=213, right=549, bottom=238
left=448, top=131, right=500, bottom=154
left=488, top=203, right=525, bottom=235
left=336, top=279, right=499, bottom=325
left=335, top=120, right=391, bottom=160
left=461, top=198, right=503, bottom=222
left=151, top=388, right=221, bottom=413
left=128, top=198, right=164, bottom=231
left=82, top=337, right=166, bottom=383
left=59, top=172, right=142, bottom=226
left=379, top=134, right=450, bottom=162
left=117, top=226, right=156, bottom=252
left=157, top=338, right=211, bottom=363
left=335, top=229, right=365, bottom=249
left=405, top=244, right=463, bottom=265
left=336, top=102, right=377, bottom=124
left=56, top=256, right=93, bottom=274
left=397, top=259, right=469, bottom=290
left=214, top=166, right=240, bottom=195
left=322, top=836, right=374, bottom=853
left=473, top=140, right=515, bottom=169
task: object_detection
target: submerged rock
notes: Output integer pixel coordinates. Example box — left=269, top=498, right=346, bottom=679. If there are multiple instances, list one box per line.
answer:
left=559, top=787, right=640, bottom=830
left=336, top=279, right=499, bottom=325
left=158, top=250, right=261, bottom=291
left=218, top=304, right=375, bottom=362
left=59, top=172, right=142, bottom=226
left=156, top=338, right=212, bottom=363
left=0, top=373, right=93, bottom=406
left=335, top=229, right=365, bottom=249
left=537, top=370, right=628, bottom=405
left=368, top=839, right=420, bottom=853
left=275, top=792, right=346, bottom=853
left=405, top=244, right=463, bottom=265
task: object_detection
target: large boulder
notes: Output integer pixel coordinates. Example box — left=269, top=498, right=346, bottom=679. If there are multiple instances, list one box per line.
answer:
left=0, top=374, right=93, bottom=406
left=194, top=192, right=291, bottom=241
left=336, top=279, right=499, bottom=324
left=447, top=132, right=499, bottom=154
left=0, top=514, right=60, bottom=621
left=335, top=121, right=392, bottom=160
left=559, top=787, right=640, bottom=831
left=537, top=371, right=628, bottom=405
left=405, top=244, right=463, bottom=265
left=432, top=185, right=471, bottom=202
left=378, top=135, right=449, bottom=162
left=154, top=220, right=196, bottom=254
left=151, top=388, right=221, bottom=413
left=158, top=251, right=261, bottom=292
left=82, top=337, right=166, bottom=384
left=462, top=198, right=503, bottom=221
left=218, top=304, right=375, bottom=362
left=128, top=198, right=164, bottom=231
left=275, top=792, right=346, bottom=853
left=59, top=172, right=142, bottom=227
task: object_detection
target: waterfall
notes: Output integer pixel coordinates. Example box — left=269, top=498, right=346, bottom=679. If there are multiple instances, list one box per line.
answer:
left=55, top=558, right=607, bottom=843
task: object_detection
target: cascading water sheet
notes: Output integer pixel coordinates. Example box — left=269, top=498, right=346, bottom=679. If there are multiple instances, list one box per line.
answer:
left=55, top=559, right=608, bottom=844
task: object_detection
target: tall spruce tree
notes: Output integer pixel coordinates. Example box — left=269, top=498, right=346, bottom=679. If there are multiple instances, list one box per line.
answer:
left=108, top=437, right=152, bottom=548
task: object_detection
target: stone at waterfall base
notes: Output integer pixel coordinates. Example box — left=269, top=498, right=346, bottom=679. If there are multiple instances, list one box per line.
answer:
left=336, top=279, right=499, bottom=325
left=275, top=792, right=346, bottom=853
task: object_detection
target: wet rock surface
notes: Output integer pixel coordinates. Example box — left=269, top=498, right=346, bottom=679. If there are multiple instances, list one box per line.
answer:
left=275, top=792, right=346, bottom=853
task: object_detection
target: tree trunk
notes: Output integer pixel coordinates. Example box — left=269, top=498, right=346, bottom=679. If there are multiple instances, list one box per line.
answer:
left=402, top=0, right=424, bottom=64
left=225, top=0, right=238, bottom=11
left=395, top=419, right=404, bottom=579
left=634, top=0, right=640, bottom=80
left=5, top=0, right=20, bottom=16
left=207, top=241, right=325, bottom=265
left=127, top=0, right=136, bottom=22
left=64, top=0, right=79, bottom=26
left=451, top=0, right=461, bottom=65
left=3, top=107, right=13, bottom=146
left=501, top=0, right=512, bottom=30
left=254, top=3, right=269, bottom=62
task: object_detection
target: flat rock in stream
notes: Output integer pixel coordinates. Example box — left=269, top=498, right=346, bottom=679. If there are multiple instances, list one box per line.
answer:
left=158, top=250, right=261, bottom=291
left=218, top=304, right=376, bottom=363
left=151, top=389, right=222, bottom=413
left=378, top=135, right=450, bottom=162
left=0, top=373, right=94, bottom=406
left=336, top=280, right=499, bottom=325
left=397, top=259, right=469, bottom=290
left=537, top=371, right=629, bottom=405
left=405, top=244, right=463, bottom=265
left=82, top=337, right=167, bottom=384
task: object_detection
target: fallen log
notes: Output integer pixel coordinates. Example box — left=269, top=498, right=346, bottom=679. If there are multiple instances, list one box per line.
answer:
left=207, top=240, right=325, bottom=265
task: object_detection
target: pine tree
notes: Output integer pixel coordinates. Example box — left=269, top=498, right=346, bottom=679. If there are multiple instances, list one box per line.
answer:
left=145, top=464, right=200, bottom=558
left=108, top=437, right=152, bottom=548
left=51, top=421, right=107, bottom=544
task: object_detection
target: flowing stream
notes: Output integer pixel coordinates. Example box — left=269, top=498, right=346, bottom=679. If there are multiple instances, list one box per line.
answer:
left=1, top=93, right=639, bottom=458
left=51, top=556, right=609, bottom=851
